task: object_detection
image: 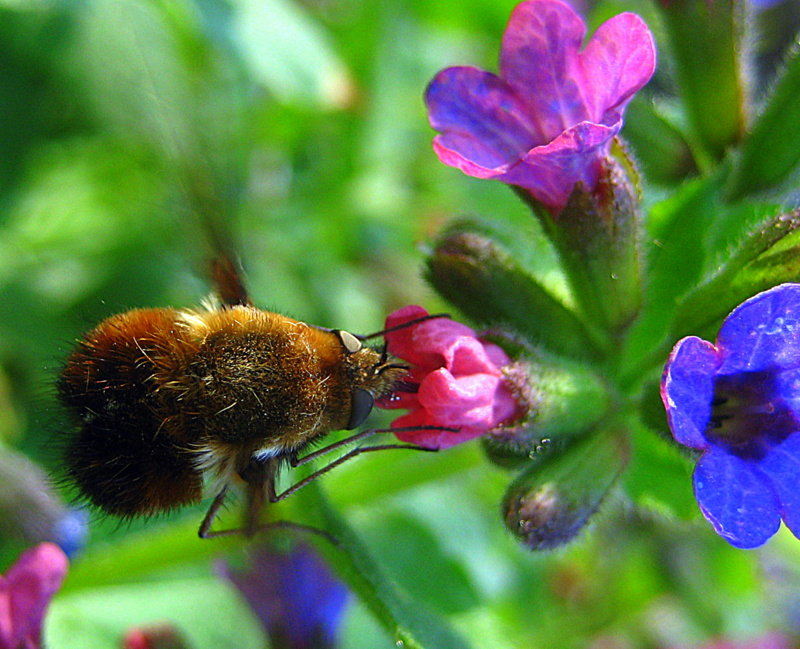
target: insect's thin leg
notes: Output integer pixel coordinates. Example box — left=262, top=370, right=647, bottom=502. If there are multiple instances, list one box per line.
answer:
left=276, top=443, right=438, bottom=502
left=241, top=457, right=280, bottom=537
left=197, top=487, right=231, bottom=539
left=210, top=253, right=251, bottom=307
left=290, top=425, right=454, bottom=468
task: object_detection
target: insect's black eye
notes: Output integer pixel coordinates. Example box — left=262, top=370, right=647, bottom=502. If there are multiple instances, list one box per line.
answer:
left=336, top=330, right=362, bottom=354
left=347, top=388, right=374, bottom=430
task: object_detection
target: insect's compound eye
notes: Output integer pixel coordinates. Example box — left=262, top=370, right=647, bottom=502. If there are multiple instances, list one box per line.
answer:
left=336, top=330, right=362, bottom=354
left=347, top=388, right=374, bottom=430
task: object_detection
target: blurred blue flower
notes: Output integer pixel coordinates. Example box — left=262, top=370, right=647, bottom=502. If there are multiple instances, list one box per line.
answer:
left=661, top=283, right=800, bottom=549
left=217, top=543, right=348, bottom=649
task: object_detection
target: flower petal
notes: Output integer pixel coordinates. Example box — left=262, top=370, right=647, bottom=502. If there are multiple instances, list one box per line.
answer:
left=500, top=0, right=589, bottom=141
left=717, top=283, right=800, bottom=374
left=502, top=119, right=618, bottom=209
left=578, top=12, right=656, bottom=121
left=418, top=369, right=501, bottom=427
left=443, top=336, right=503, bottom=376
left=6, top=543, right=68, bottom=649
left=661, top=336, right=718, bottom=450
left=694, top=449, right=780, bottom=548
left=759, top=432, right=800, bottom=539
left=425, top=66, right=540, bottom=176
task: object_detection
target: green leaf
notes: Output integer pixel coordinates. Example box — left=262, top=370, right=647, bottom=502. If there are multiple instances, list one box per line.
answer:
left=232, top=0, right=351, bottom=106
left=46, top=577, right=265, bottom=649
left=61, top=517, right=239, bottom=593
left=624, top=422, right=697, bottom=521
left=307, top=487, right=473, bottom=649
left=728, top=46, right=800, bottom=199
left=620, top=174, right=724, bottom=379
left=657, top=0, right=747, bottom=161
left=359, top=512, right=480, bottom=616
left=623, top=96, right=699, bottom=186
left=671, top=210, right=800, bottom=339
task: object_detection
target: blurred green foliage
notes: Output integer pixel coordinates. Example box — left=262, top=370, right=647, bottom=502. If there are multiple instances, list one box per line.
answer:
left=2, top=0, right=800, bottom=647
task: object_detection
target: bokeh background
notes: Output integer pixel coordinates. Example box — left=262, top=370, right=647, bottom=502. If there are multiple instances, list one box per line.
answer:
left=2, top=0, right=800, bottom=647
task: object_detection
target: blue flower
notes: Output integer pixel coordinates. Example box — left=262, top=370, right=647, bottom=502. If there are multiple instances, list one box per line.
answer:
left=217, top=543, right=348, bottom=649
left=661, top=283, right=800, bottom=549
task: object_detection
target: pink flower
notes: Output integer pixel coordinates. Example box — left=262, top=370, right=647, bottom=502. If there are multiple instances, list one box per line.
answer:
left=379, top=305, right=523, bottom=449
left=670, top=632, right=795, bottom=649
left=425, top=0, right=656, bottom=212
left=122, top=623, right=189, bottom=649
left=0, top=543, right=68, bottom=649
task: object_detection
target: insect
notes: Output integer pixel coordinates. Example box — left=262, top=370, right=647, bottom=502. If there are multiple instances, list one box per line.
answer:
left=57, top=255, right=440, bottom=538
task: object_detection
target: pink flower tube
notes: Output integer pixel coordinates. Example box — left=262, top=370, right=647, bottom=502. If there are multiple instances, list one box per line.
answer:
left=378, top=305, right=523, bottom=449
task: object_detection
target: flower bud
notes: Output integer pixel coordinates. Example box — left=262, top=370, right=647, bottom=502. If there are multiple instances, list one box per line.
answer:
left=482, top=347, right=611, bottom=468
left=503, top=429, right=629, bottom=550
left=0, top=449, right=88, bottom=556
left=426, top=221, right=601, bottom=360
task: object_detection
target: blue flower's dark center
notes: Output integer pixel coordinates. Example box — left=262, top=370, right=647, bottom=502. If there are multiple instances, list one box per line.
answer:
left=707, top=369, right=798, bottom=453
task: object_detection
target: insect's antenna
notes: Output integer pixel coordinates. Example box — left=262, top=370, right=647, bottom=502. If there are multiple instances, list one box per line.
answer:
left=359, top=313, right=450, bottom=341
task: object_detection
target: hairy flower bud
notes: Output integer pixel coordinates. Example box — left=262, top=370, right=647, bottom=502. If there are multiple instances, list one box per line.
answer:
left=503, top=430, right=629, bottom=550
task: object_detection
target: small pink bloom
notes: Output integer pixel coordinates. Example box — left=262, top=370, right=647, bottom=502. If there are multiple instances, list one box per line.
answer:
left=671, top=632, right=795, bottom=649
left=0, top=543, right=68, bottom=649
left=425, top=0, right=656, bottom=212
left=379, top=305, right=522, bottom=449
left=122, top=623, right=189, bottom=649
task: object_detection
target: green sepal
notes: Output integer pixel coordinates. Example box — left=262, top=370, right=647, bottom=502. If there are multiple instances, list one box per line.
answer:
left=529, top=146, right=644, bottom=337
left=727, top=46, right=800, bottom=199
left=482, top=344, right=612, bottom=469
left=670, top=209, right=800, bottom=339
left=425, top=219, right=603, bottom=360
left=501, top=427, right=629, bottom=551
left=657, top=0, right=747, bottom=161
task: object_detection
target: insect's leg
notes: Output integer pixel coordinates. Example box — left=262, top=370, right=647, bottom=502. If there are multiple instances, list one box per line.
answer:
left=290, top=425, right=452, bottom=468
left=197, top=487, right=232, bottom=539
left=276, top=442, right=438, bottom=502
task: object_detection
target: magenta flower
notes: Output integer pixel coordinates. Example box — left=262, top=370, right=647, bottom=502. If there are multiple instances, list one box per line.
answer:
left=379, top=305, right=523, bottom=449
left=661, top=284, right=800, bottom=549
left=425, top=0, right=656, bottom=212
left=0, top=543, right=68, bottom=649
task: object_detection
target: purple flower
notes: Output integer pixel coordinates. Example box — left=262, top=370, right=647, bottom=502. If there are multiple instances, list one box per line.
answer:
left=661, top=284, right=800, bottom=549
left=425, top=0, right=656, bottom=212
left=0, top=543, right=69, bottom=649
left=217, top=543, right=348, bottom=649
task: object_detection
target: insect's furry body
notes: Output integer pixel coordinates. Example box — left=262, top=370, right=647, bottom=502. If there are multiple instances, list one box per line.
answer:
left=57, top=303, right=404, bottom=520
